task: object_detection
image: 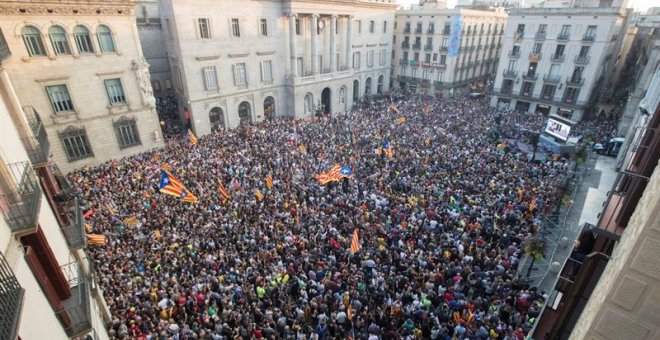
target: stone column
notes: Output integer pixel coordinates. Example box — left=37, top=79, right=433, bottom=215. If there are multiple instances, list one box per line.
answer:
left=289, top=13, right=298, bottom=77
left=311, top=14, right=319, bottom=75
left=346, top=16, right=353, bottom=70
left=330, top=15, right=337, bottom=73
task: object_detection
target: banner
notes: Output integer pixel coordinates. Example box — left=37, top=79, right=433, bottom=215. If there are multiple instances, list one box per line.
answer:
left=448, top=15, right=462, bottom=58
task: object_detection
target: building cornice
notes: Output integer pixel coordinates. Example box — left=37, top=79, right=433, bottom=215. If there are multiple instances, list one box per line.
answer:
left=228, top=52, right=250, bottom=58
left=195, top=55, right=220, bottom=61
left=256, top=51, right=276, bottom=56
left=0, top=1, right=134, bottom=16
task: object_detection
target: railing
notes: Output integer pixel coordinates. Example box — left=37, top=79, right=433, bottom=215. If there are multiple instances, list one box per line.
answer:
left=503, top=70, right=518, bottom=78
left=0, top=161, right=42, bottom=235
left=582, top=34, right=596, bottom=42
left=401, top=42, right=410, bottom=48
left=399, top=59, right=408, bottom=66
left=557, top=33, right=570, bottom=41
left=403, top=27, right=410, bottom=33
left=415, top=27, right=422, bottom=34
left=62, top=198, right=85, bottom=250
left=443, top=29, right=450, bottom=35
left=440, top=46, right=448, bottom=51
left=59, top=261, right=92, bottom=337
left=543, top=74, right=561, bottom=83
left=535, top=32, right=546, bottom=40
left=412, top=43, right=421, bottom=50
left=501, top=87, right=513, bottom=95
left=550, top=54, right=565, bottom=63
left=427, top=28, right=434, bottom=34
left=424, top=44, right=433, bottom=51
left=566, top=76, right=584, bottom=86
left=522, top=72, right=538, bottom=80
left=574, top=55, right=590, bottom=65
left=0, top=251, right=25, bottom=340
left=476, top=44, right=483, bottom=50
left=21, top=106, right=50, bottom=166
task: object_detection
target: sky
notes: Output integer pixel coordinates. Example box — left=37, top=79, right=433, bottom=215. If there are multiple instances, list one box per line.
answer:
left=396, top=0, right=656, bottom=11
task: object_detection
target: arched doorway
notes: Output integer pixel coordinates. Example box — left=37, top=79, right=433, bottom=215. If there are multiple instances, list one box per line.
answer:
left=377, top=75, right=384, bottom=94
left=365, top=77, right=372, bottom=96
left=304, top=93, right=314, bottom=115
left=263, top=96, right=275, bottom=121
left=353, top=80, right=359, bottom=103
left=209, top=107, right=224, bottom=131
left=321, top=88, right=331, bottom=115
left=339, top=86, right=347, bottom=112
left=238, top=101, right=252, bottom=126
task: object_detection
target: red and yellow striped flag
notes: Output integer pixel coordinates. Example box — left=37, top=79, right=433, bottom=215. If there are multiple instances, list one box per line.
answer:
left=187, top=129, right=198, bottom=145
left=350, top=228, right=360, bottom=254
left=388, top=103, right=399, bottom=113
left=86, top=233, right=107, bottom=245
left=265, top=174, right=273, bottom=189
left=160, top=163, right=172, bottom=171
left=397, top=116, right=406, bottom=125
left=347, top=304, right=354, bottom=320
left=218, top=179, right=230, bottom=203
left=123, top=216, right=139, bottom=225
left=298, top=144, right=307, bottom=154
left=254, top=189, right=264, bottom=201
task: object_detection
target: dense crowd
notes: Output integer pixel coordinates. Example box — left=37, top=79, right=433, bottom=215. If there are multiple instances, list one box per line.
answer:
left=71, top=94, right=575, bottom=339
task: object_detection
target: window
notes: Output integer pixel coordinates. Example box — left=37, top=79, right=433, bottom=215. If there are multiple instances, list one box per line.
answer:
left=261, top=60, right=273, bottom=84
left=541, top=84, right=556, bottom=100
left=393, top=35, right=396, bottom=44
left=440, top=55, right=447, bottom=65
left=198, top=18, right=211, bottom=39
left=442, top=37, right=448, bottom=47
left=564, top=87, right=579, bottom=103
left=414, top=52, right=419, bottom=61
left=538, top=24, right=547, bottom=33
left=571, top=66, right=584, bottom=81
left=295, top=17, right=301, bottom=35
left=521, top=81, right=534, bottom=96
left=104, top=78, right=127, bottom=105
left=380, top=49, right=387, bottom=65
left=579, top=45, right=590, bottom=57
left=432, top=53, right=438, bottom=62
left=560, top=25, right=571, bottom=37
left=164, top=79, right=172, bottom=89
left=437, top=72, right=444, bottom=82
left=422, top=69, right=430, bottom=80
left=46, top=85, right=74, bottom=113
left=369, top=21, right=375, bottom=34
left=585, top=25, right=596, bottom=38
left=549, top=64, right=560, bottom=78
left=296, top=57, right=303, bottom=77
left=60, top=127, right=93, bottom=161
left=202, top=65, right=219, bottom=91
left=74, top=25, right=94, bottom=54
left=425, top=53, right=431, bottom=63
left=554, top=44, right=565, bottom=57
left=22, top=26, right=47, bottom=57
left=399, top=66, right=406, bottom=76
left=507, top=60, right=517, bottom=71
left=367, top=51, right=374, bottom=67
left=232, top=63, right=247, bottom=87
left=356, top=20, right=362, bottom=34
left=47, top=26, right=70, bottom=56
left=114, top=118, right=141, bottom=149
left=533, top=43, right=542, bottom=54
left=260, top=18, right=268, bottom=36
left=383, top=21, right=388, bottom=33
left=403, top=51, right=408, bottom=61
left=152, top=80, right=161, bottom=92
left=353, top=51, right=361, bottom=69
left=231, top=18, right=241, bottom=37
left=97, top=25, right=116, bottom=52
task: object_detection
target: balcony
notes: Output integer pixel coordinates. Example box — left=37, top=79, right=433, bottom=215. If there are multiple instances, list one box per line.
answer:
left=62, top=198, right=85, bottom=250
left=582, top=34, right=596, bottom=42
left=403, top=27, right=411, bottom=33
left=529, top=52, right=541, bottom=62
left=557, top=33, right=570, bottom=41
left=427, top=28, right=434, bottom=34
left=534, top=32, right=546, bottom=41
left=415, top=27, right=422, bottom=34
left=566, top=76, right=584, bottom=86
left=575, top=55, right=590, bottom=65
left=522, top=72, right=538, bottom=80
left=503, top=70, right=518, bottom=78
left=501, top=87, right=514, bottom=95
left=424, top=44, right=433, bottom=51
left=412, top=42, right=421, bottom=50
left=550, top=54, right=565, bottom=63
left=439, top=46, right=448, bottom=52
left=0, top=251, right=25, bottom=340
left=0, top=161, right=42, bottom=235
left=543, top=74, right=561, bottom=84
left=57, top=261, right=92, bottom=337
left=401, top=41, right=410, bottom=49
left=399, top=59, right=408, bottom=66
left=508, top=50, right=521, bottom=59
left=21, top=106, right=50, bottom=166
left=443, top=28, right=450, bottom=35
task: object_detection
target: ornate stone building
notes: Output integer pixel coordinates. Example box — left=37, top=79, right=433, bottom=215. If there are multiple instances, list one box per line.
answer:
left=0, top=0, right=164, bottom=173
left=160, top=0, right=396, bottom=136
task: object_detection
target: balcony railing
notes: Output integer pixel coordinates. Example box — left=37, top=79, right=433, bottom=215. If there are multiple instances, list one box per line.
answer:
left=503, top=70, right=518, bottom=78
left=58, top=261, right=92, bottom=337
left=508, top=50, right=521, bottom=59
left=439, top=46, right=448, bottom=51
left=415, top=27, right=422, bottom=34
left=412, top=43, right=421, bottom=50
left=522, top=72, right=538, bottom=80
left=427, top=28, right=434, bottom=34
left=534, top=32, right=546, bottom=41
left=62, top=198, right=85, bottom=250
left=21, top=106, right=50, bottom=166
left=399, top=59, right=408, bottom=66
left=566, top=76, right=584, bottom=86
left=443, top=28, right=450, bottom=35
left=543, top=74, right=561, bottom=83
left=550, top=54, right=565, bottom=63
left=0, top=161, right=42, bottom=235
left=0, top=251, right=25, bottom=340
left=501, top=87, right=513, bottom=95
left=403, top=27, right=410, bottom=33
left=424, top=44, right=433, bottom=51
left=575, top=55, right=590, bottom=65
left=401, top=42, right=410, bottom=48
left=582, top=34, right=596, bottom=42
left=557, top=32, right=570, bottom=41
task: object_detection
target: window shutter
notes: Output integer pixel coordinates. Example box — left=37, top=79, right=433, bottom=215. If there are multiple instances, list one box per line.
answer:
left=22, top=228, right=72, bottom=300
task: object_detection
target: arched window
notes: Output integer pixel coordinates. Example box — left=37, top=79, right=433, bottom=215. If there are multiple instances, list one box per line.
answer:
left=49, top=26, right=70, bottom=55
left=22, top=26, right=46, bottom=57
left=238, top=101, right=252, bottom=126
left=304, top=93, right=313, bottom=115
left=97, top=25, right=116, bottom=53
left=365, top=77, right=372, bottom=95
left=73, top=25, right=94, bottom=54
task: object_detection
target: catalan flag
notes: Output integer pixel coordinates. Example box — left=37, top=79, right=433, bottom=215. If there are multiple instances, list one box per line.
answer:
left=188, top=129, right=198, bottom=145
left=397, top=116, right=406, bottom=125
left=339, top=166, right=354, bottom=179
left=218, top=179, right=230, bottom=203
left=382, top=141, right=393, bottom=159
left=159, top=170, right=198, bottom=203
left=347, top=304, right=354, bottom=320
left=179, top=188, right=198, bottom=203
left=315, top=165, right=342, bottom=185
left=265, top=174, right=273, bottom=189
left=529, top=197, right=538, bottom=212
left=388, top=103, right=399, bottom=113
left=160, top=163, right=172, bottom=171
left=350, top=228, right=360, bottom=254
left=86, top=233, right=107, bottom=246
left=123, top=216, right=139, bottom=226
left=254, top=189, right=264, bottom=201
left=298, top=144, right=307, bottom=154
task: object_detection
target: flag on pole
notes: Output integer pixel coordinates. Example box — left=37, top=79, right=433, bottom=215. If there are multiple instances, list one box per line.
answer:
left=159, top=170, right=198, bottom=203
left=218, top=180, right=230, bottom=203
left=254, top=189, right=264, bottom=201
left=188, top=129, right=198, bottom=145
left=86, top=233, right=107, bottom=246
left=350, top=229, right=360, bottom=254
left=265, top=174, right=273, bottom=189
left=179, top=188, right=198, bottom=203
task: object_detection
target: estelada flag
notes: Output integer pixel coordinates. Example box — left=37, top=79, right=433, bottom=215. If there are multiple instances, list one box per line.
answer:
left=217, top=179, right=230, bottom=203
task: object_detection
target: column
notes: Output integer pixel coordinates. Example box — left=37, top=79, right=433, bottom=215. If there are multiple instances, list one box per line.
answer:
left=289, top=14, right=298, bottom=77
left=311, top=14, right=319, bottom=75
left=346, top=16, right=353, bottom=71
left=330, top=15, right=337, bottom=73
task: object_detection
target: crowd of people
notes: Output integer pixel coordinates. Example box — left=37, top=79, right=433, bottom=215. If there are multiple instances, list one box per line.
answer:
left=71, top=93, right=578, bottom=339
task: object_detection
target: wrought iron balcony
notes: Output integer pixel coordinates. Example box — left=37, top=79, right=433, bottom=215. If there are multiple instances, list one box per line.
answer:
left=62, top=198, right=85, bottom=250
left=403, top=27, right=411, bottom=33
left=501, top=87, right=514, bottom=95
left=566, top=76, right=584, bottom=86
left=0, top=161, right=42, bottom=235
left=550, top=54, right=565, bottom=63
left=412, top=42, right=421, bottom=50
left=534, top=32, right=546, bottom=41
left=424, top=44, right=433, bottom=51
left=427, top=28, right=434, bottom=34
left=503, top=70, right=518, bottom=78
left=415, top=27, right=422, bottom=34
left=0, top=251, right=25, bottom=340
left=21, top=106, right=50, bottom=166
left=508, top=50, right=521, bottom=59
left=440, top=46, right=448, bottom=51
left=582, top=34, right=596, bottom=42
left=443, top=28, right=450, bottom=35
left=575, top=55, right=590, bottom=65
left=399, top=59, right=408, bottom=66
left=557, top=33, right=570, bottom=41
left=522, top=72, right=538, bottom=80
left=543, top=74, right=561, bottom=84
left=401, top=41, right=410, bottom=48
left=58, top=261, right=92, bottom=337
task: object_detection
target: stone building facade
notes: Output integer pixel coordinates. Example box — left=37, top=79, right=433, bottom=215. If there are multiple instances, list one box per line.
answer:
left=0, top=0, right=164, bottom=173
left=135, top=0, right=174, bottom=100
left=160, top=0, right=396, bottom=136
